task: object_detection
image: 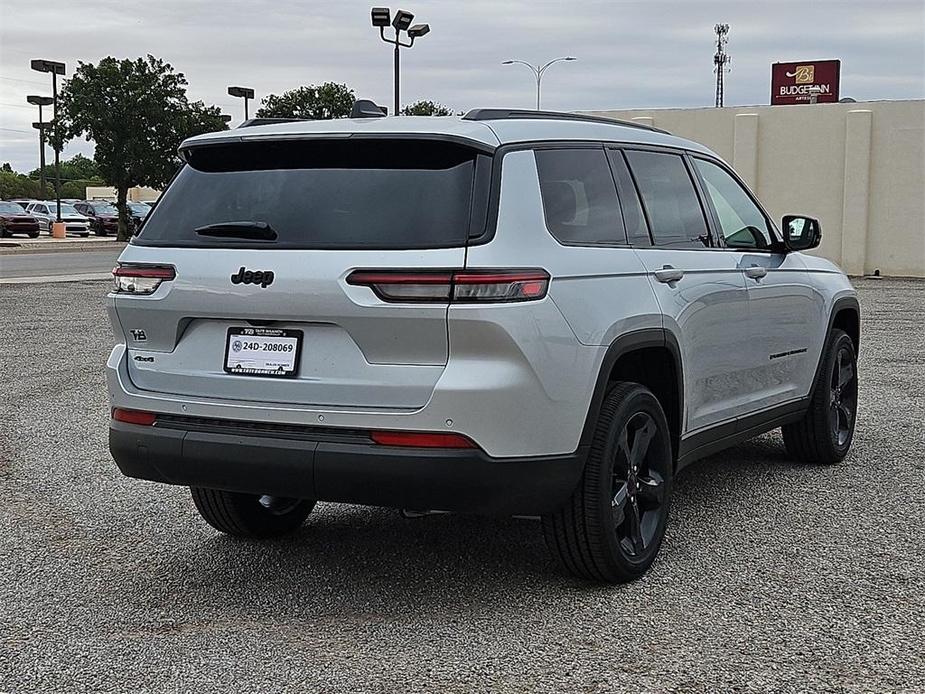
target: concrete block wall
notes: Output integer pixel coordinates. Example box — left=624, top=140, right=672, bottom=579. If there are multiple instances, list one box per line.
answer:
left=584, top=100, right=925, bottom=277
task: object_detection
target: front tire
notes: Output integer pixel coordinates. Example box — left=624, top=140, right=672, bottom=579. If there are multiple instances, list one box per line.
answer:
left=543, top=382, right=673, bottom=583
left=190, top=487, right=315, bottom=538
left=783, top=328, right=858, bottom=463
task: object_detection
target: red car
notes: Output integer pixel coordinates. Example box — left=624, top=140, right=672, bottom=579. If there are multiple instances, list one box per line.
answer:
left=75, top=201, right=121, bottom=236
left=0, top=201, right=40, bottom=238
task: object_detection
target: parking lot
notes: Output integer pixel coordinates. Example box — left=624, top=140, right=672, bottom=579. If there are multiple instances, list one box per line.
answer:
left=0, top=277, right=922, bottom=693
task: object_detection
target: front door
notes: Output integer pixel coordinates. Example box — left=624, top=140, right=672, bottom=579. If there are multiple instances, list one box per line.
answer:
left=690, top=156, right=820, bottom=412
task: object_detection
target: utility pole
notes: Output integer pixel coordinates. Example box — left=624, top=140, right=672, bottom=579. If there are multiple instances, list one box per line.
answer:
left=713, top=24, right=730, bottom=108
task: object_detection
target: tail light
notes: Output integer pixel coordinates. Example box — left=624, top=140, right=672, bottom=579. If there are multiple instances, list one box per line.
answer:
left=346, top=269, right=549, bottom=303
left=371, top=430, right=477, bottom=448
left=112, top=408, right=157, bottom=425
left=112, top=264, right=175, bottom=294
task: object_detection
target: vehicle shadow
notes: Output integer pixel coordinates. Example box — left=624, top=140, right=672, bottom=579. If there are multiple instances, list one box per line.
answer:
left=126, top=432, right=823, bottom=618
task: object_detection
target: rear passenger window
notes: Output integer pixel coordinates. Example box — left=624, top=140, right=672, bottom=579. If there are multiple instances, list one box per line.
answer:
left=535, top=148, right=626, bottom=245
left=625, top=150, right=710, bottom=249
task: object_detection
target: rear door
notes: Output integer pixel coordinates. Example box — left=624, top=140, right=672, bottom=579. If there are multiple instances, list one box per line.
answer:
left=112, top=137, right=490, bottom=410
left=612, top=147, right=752, bottom=434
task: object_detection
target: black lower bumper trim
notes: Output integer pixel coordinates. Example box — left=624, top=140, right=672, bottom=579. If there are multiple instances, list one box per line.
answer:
left=109, top=420, right=586, bottom=516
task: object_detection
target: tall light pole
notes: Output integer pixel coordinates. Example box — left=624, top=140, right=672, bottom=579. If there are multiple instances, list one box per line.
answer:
left=30, top=59, right=65, bottom=223
left=372, top=7, right=430, bottom=116
left=27, top=95, right=53, bottom=199
left=227, top=86, right=255, bottom=120
left=502, top=57, right=577, bottom=110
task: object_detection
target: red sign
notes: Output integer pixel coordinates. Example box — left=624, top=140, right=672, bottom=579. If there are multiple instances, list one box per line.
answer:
left=771, top=60, right=841, bottom=105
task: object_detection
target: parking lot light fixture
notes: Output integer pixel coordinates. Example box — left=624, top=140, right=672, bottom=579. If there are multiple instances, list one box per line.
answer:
left=27, top=95, right=54, bottom=198
left=30, top=59, right=66, bottom=223
left=373, top=7, right=430, bottom=116
left=227, top=86, right=255, bottom=120
left=502, top=56, right=577, bottom=110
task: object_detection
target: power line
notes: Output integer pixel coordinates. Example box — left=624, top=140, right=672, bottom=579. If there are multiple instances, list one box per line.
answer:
left=0, top=75, right=48, bottom=87
left=0, top=127, right=31, bottom=134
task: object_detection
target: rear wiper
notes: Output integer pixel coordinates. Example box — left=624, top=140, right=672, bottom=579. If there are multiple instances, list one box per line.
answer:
left=194, top=221, right=277, bottom=241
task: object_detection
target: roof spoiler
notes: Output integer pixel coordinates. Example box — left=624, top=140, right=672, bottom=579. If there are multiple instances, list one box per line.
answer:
left=237, top=117, right=305, bottom=128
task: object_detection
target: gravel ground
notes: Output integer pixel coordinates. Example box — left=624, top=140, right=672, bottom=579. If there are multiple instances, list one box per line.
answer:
left=1, top=278, right=922, bottom=693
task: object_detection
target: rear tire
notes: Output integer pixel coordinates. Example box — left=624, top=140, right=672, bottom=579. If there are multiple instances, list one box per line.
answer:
left=190, top=487, right=315, bottom=538
left=28, top=230, right=39, bottom=238
left=542, top=382, right=673, bottom=583
left=782, top=328, right=857, bottom=464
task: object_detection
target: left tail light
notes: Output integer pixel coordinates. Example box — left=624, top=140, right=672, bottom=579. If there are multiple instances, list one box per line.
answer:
left=112, top=264, right=175, bottom=294
left=111, top=408, right=157, bottom=425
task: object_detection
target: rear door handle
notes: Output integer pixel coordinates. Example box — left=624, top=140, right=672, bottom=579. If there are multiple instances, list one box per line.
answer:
left=745, top=265, right=768, bottom=280
left=654, top=265, right=685, bottom=283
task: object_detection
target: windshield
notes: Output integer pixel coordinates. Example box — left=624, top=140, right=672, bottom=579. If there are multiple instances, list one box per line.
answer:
left=127, top=203, right=149, bottom=215
left=135, top=138, right=488, bottom=250
left=0, top=202, right=25, bottom=214
left=91, top=204, right=118, bottom=215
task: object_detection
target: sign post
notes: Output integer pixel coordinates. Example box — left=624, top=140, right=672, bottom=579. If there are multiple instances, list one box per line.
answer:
left=771, top=60, right=840, bottom=105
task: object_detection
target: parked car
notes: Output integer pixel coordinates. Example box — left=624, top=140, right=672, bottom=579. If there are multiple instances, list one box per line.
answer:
left=9, top=199, right=37, bottom=210
left=0, top=201, right=40, bottom=237
left=126, top=202, right=150, bottom=228
left=26, top=202, right=90, bottom=236
left=75, top=201, right=120, bottom=236
left=107, top=110, right=859, bottom=583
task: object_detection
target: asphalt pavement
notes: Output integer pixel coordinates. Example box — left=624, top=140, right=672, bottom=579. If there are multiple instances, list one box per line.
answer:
left=0, top=278, right=922, bottom=693
left=0, top=248, right=122, bottom=281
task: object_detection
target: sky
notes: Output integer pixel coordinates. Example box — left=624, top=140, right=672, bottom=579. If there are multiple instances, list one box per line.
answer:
left=1, top=0, right=923, bottom=173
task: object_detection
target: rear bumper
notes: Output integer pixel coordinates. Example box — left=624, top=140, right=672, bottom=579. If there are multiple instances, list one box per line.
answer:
left=110, top=419, right=586, bottom=515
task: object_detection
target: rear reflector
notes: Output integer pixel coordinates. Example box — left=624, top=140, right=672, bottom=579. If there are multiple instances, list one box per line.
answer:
left=112, top=408, right=157, bottom=426
left=112, top=264, right=176, bottom=295
left=346, top=269, right=549, bottom=303
left=371, top=430, right=477, bottom=448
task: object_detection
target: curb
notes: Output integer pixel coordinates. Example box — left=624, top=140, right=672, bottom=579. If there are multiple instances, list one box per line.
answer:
left=0, top=240, right=127, bottom=255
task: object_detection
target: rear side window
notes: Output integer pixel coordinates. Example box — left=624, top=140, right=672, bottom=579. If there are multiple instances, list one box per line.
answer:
left=135, top=139, right=486, bottom=249
left=535, top=148, right=626, bottom=245
left=625, top=150, right=710, bottom=249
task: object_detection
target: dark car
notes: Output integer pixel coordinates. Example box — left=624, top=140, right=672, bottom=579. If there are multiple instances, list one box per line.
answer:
left=75, top=201, right=120, bottom=236
left=126, top=202, right=151, bottom=229
left=0, top=201, right=40, bottom=238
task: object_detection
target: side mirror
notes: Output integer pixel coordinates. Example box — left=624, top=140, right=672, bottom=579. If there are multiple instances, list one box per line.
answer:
left=782, top=215, right=821, bottom=251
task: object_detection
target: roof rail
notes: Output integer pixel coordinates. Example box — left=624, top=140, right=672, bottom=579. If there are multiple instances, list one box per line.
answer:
left=461, top=108, right=670, bottom=135
left=237, top=117, right=306, bottom=128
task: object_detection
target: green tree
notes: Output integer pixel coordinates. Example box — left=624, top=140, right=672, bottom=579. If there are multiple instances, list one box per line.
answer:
left=256, top=83, right=355, bottom=120
left=0, top=169, right=41, bottom=199
left=30, top=153, right=100, bottom=182
left=400, top=100, right=453, bottom=116
left=56, top=55, right=228, bottom=239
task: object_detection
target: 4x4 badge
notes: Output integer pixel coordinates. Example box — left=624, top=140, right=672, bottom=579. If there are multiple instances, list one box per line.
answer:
left=231, top=266, right=275, bottom=288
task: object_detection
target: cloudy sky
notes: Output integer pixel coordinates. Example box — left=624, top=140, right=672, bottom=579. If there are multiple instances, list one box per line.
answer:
left=1, top=0, right=923, bottom=173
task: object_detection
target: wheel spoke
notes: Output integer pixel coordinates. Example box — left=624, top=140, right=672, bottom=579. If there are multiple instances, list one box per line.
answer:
left=838, top=402, right=853, bottom=430
left=832, top=351, right=843, bottom=390
left=838, top=358, right=854, bottom=389
left=636, top=474, right=664, bottom=505
left=628, top=417, right=656, bottom=470
left=611, top=481, right=629, bottom=525
left=626, top=501, right=644, bottom=554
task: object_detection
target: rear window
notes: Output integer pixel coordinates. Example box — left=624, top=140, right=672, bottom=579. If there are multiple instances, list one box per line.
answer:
left=135, top=139, right=488, bottom=249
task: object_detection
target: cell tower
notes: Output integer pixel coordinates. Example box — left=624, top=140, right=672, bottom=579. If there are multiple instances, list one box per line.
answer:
left=714, top=23, right=731, bottom=107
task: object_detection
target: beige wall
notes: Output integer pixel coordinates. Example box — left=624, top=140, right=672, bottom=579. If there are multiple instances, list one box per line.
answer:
left=583, top=100, right=925, bottom=277
left=84, top=185, right=160, bottom=202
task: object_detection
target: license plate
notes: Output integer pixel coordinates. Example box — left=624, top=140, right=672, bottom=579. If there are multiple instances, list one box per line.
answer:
left=223, top=327, right=302, bottom=378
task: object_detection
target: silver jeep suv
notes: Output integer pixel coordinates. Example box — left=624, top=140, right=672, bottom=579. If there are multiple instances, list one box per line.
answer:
left=107, top=109, right=859, bottom=583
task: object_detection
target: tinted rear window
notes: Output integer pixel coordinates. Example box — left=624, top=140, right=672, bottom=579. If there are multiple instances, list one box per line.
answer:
left=135, top=139, right=486, bottom=249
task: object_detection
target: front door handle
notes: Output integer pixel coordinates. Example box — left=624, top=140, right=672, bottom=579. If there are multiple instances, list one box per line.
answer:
left=745, top=265, right=768, bottom=280
left=654, top=265, right=685, bottom=284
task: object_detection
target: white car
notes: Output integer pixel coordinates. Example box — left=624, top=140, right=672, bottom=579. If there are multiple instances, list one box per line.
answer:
left=26, top=201, right=91, bottom=237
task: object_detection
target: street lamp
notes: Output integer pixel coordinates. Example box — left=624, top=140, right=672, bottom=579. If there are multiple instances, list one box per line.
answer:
left=372, top=7, right=430, bottom=116
left=30, top=59, right=65, bottom=224
left=27, top=95, right=53, bottom=199
left=227, top=86, right=255, bottom=119
left=501, top=57, right=577, bottom=110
